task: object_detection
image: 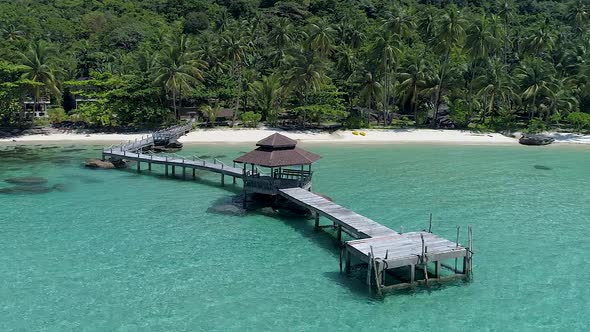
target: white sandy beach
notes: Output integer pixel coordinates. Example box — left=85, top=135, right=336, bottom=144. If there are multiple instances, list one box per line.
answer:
left=1, top=128, right=590, bottom=145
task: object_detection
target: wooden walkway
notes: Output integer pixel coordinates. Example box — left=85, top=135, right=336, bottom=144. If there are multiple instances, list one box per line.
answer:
left=97, top=124, right=473, bottom=295
left=101, top=123, right=244, bottom=182
left=279, top=188, right=472, bottom=294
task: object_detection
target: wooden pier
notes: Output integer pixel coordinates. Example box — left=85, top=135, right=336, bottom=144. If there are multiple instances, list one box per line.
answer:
left=98, top=127, right=474, bottom=296
left=279, top=188, right=473, bottom=294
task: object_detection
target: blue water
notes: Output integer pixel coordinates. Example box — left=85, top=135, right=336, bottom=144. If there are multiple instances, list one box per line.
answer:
left=1, top=143, right=589, bottom=331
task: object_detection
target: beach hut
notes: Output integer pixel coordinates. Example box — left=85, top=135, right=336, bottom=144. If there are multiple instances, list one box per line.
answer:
left=234, top=133, right=320, bottom=195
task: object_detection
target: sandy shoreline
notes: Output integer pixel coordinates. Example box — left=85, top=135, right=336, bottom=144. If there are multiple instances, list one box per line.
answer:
left=1, top=128, right=589, bottom=145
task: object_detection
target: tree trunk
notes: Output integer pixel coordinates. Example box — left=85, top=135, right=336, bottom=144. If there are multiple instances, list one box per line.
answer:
left=433, top=58, right=447, bottom=128
left=172, top=89, right=178, bottom=120
left=412, top=84, right=418, bottom=125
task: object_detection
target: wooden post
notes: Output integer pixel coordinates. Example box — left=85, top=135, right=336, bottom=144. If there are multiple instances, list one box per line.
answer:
left=148, top=163, right=152, bottom=171
left=137, top=161, right=140, bottom=172
left=314, top=213, right=320, bottom=231
left=336, top=225, right=342, bottom=242
left=172, top=166, right=175, bottom=176
left=165, top=165, right=169, bottom=176
left=435, top=261, right=441, bottom=279
left=339, top=246, right=343, bottom=273
left=233, top=176, right=236, bottom=184
left=183, top=167, right=186, bottom=179
left=221, top=174, right=225, bottom=186
left=345, top=249, right=351, bottom=274
left=192, top=168, right=196, bottom=179
left=410, top=264, right=415, bottom=284
left=455, top=226, right=460, bottom=272
left=428, top=213, right=433, bottom=233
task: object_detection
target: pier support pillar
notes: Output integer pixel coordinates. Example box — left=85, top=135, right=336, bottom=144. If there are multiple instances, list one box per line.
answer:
left=336, top=225, right=342, bottom=243
left=345, top=249, right=351, bottom=274
left=233, top=176, right=236, bottom=184
left=137, top=161, right=140, bottom=172
left=192, top=169, right=196, bottom=179
left=410, top=264, right=415, bottom=284
left=221, top=174, right=225, bottom=186
left=435, top=261, right=441, bottom=279
left=172, top=166, right=175, bottom=176
left=148, top=163, right=152, bottom=171
left=314, top=213, right=320, bottom=231
left=183, top=167, right=186, bottom=179
left=165, top=165, right=169, bottom=176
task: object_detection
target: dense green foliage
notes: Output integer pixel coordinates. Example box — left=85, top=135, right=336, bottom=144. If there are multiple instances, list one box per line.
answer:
left=1, top=0, right=590, bottom=131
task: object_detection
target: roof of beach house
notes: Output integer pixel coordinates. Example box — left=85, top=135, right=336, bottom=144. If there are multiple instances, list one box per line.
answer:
left=233, top=133, right=321, bottom=167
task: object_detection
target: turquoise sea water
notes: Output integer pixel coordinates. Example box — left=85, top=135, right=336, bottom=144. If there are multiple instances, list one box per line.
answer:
left=1, top=142, right=589, bottom=331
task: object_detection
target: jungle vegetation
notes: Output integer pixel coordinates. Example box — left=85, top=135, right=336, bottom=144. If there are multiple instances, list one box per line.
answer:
left=1, top=0, right=590, bottom=132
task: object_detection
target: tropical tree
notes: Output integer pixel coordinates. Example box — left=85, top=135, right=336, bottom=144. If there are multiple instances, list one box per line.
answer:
left=370, top=33, right=400, bottom=124
left=221, top=33, right=249, bottom=124
left=475, top=58, right=515, bottom=122
left=249, top=74, right=284, bottom=125
left=154, top=34, right=206, bottom=119
left=283, top=50, right=329, bottom=105
left=19, top=40, right=61, bottom=121
left=306, top=20, right=336, bottom=59
left=432, top=6, right=466, bottom=125
left=358, top=72, right=383, bottom=123
left=515, top=58, right=557, bottom=121
left=398, top=54, right=430, bottom=123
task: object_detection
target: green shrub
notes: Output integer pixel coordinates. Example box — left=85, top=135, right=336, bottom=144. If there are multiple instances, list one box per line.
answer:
left=32, top=117, right=50, bottom=127
left=240, top=111, right=262, bottom=127
left=526, top=118, right=547, bottom=133
left=566, top=112, right=590, bottom=131
left=48, top=107, right=67, bottom=124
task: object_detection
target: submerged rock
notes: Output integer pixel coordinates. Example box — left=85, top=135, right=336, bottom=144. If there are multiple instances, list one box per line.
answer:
left=84, top=159, right=128, bottom=169
left=519, top=134, right=555, bottom=146
left=5, top=176, right=48, bottom=185
left=0, top=185, right=54, bottom=194
left=207, top=197, right=247, bottom=216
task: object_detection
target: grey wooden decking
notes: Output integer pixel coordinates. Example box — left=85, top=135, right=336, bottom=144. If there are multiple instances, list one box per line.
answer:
left=278, top=188, right=397, bottom=238
left=101, top=123, right=244, bottom=178
left=279, top=187, right=471, bottom=293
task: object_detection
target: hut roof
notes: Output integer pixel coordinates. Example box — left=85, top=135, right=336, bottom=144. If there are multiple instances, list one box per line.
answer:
left=256, top=133, right=297, bottom=148
left=234, top=133, right=320, bottom=167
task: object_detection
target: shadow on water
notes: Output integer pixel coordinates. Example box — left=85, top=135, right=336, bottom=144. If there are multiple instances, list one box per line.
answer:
left=116, top=167, right=243, bottom=195
left=534, top=165, right=552, bottom=170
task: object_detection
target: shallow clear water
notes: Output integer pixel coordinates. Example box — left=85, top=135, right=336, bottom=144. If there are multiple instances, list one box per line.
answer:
left=1, top=143, right=589, bottom=331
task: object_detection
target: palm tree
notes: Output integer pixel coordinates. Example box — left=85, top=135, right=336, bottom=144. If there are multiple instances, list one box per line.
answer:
left=358, top=72, right=383, bottom=123
left=370, top=33, right=400, bottom=124
left=283, top=50, right=329, bottom=105
left=433, top=6, right=466, bottom=125
left=2, top=24, right=25, bottom=41
left=249, top=74, right=284, bottom=126
left=153, top=34, right=207, bottom=119
left=541, top=78, right=578, bottom=121
left=524, top=21, right=555, bottom=57
left=19, top=40, right=60, bottom=122
left=383, top=7, right=416, bottom=40
left=465, top=15, right=497, bottom=115
left=397, top=54, right=429, bottom=123
left=515, top=58, right=556, bottom=121
left=475, top=58, right=515, bottom=122
left=268, top=18, right=297, bottom=50
left=221, top=33, right=249, bottom=124
left=567, top=0, right=589, bottom=32
left=306, top=20, right=336, bottom=58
